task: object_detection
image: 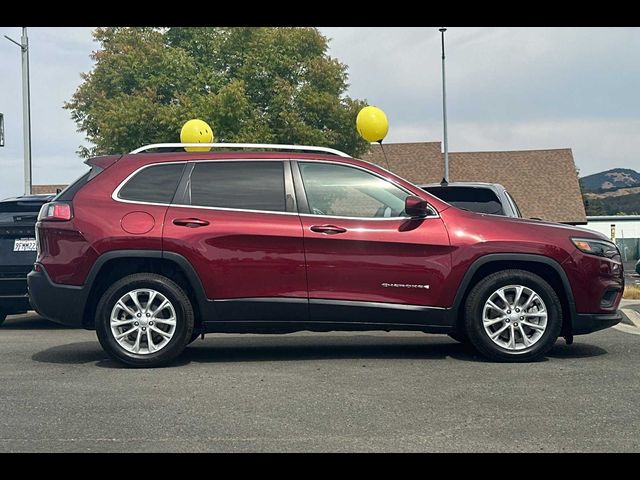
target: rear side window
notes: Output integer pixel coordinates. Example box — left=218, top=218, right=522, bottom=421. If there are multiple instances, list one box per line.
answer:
left=423, top=186, right=505, bottom=215
left=189, top=161, right=285, bottom=212
left=118, top=163, right=186, bottom=204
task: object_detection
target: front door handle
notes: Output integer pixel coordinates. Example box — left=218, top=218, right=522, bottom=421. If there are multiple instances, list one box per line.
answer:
left=310, top=224, right=347, bottom=235
left=173, top=218, right=210, bottom=228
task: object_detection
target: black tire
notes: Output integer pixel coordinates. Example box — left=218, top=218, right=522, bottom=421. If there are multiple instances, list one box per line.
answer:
left=464, top=269, right=562, bottom=362
left=95, top=273, right=194, bottom=367
left=448, top=331, right=469, bottom=344
left=0, top=311, right=6, bottom=327
left=188, top=330, right=202, bottom=345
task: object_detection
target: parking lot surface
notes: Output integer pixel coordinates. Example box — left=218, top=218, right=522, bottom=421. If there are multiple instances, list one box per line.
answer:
left=0, top=312, right=639, bottom=452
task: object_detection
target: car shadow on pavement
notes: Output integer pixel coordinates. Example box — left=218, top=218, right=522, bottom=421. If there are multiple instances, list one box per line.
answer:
left=2, top=316, right=72, bottom=330
left=183, top=340, right=482, bottom=364
left=547, top=341, right=607, bottom=359
left=30, top=336, right=608, bottom=368
left=31, top=341, right=110, bottom=365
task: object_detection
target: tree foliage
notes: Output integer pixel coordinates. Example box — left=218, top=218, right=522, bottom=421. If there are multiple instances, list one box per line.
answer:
left=65, top=27, right=369, bottom=157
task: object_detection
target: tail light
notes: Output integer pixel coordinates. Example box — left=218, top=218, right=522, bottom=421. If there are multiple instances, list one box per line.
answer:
left=38, top=202, right=73, bottom=222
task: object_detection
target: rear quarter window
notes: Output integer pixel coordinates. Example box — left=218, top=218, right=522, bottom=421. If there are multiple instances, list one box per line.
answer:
left=117, top=163, right=186, bottom=204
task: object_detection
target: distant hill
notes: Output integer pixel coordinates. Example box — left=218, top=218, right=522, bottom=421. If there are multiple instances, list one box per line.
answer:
left=581, top=168, right=640, bottom=192
left=581, top=168, right=640, bottom=215
left=584, top=192, right=640, bottom=216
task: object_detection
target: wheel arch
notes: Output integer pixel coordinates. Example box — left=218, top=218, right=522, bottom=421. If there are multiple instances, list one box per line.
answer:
left=81, top=250, right=211, bottom=330
left=452, top=254, right=576, bottom=336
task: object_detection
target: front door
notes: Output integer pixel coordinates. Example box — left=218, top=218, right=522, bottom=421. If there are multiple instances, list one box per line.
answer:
left=163, top=160, right=307, bottom=321
left=293, top=160, right=451, bottom=326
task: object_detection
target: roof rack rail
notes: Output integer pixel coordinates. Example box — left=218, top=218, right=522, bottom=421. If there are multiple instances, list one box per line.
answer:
left=129, top=143, right=351, bottom=157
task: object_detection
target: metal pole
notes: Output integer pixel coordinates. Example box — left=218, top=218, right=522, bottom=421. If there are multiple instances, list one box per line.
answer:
left=4, top=28, right=32, bottom=195
left=4, top=28, right=33, bottom=195
left=439, top=27, right=449, bottom=183
left=21, top=28, right=32, bottom=195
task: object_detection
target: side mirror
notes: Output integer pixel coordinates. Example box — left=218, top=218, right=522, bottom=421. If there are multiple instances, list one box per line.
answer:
left=405, top=195, right=430, bottom=218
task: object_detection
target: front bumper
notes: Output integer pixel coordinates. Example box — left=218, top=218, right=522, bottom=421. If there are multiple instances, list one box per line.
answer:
left=572, top=311, right=622, bottom=335
left=27, top=266, right=87, bottom=328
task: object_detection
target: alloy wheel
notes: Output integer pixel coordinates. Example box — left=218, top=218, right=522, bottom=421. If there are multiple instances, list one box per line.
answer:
left=482, top=285, right=548, bottom=351
left=109, top=289, right=177, bottom=355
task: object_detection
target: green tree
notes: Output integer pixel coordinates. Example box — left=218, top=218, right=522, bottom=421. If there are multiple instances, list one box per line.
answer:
left=65, top=27, right=369, bottom=157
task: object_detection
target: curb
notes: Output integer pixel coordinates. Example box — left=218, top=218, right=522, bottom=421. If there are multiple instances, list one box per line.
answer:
left=615, top=308, right=640, bottom=335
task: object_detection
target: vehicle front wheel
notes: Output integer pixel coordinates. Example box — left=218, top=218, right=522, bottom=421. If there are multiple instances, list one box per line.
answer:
left=448, top=331, right=469, bottom=344
left=464, top=269, right=562, bottom=362
left=95, top=273, right=194, bottom=367
left=0, top=311, right=6, bottom=326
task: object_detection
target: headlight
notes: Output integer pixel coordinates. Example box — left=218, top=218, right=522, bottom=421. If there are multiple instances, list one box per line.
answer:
left=571, top=238, right=619, bottom=258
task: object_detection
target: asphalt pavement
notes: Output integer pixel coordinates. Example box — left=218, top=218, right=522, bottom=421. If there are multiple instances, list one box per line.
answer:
left=0, top=312, right=639, bottom=452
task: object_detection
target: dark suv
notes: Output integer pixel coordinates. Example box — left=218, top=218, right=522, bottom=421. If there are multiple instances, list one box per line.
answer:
left=0, top=194, right=55, bottom=325
left=28, top=144, right=623, bottom=367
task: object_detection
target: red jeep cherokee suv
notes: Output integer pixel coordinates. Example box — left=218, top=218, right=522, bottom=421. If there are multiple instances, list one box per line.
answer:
left=27, top=144, right=623, bottom=367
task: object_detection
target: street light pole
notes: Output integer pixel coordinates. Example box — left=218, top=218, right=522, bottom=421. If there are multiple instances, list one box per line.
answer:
left=439, top=27, right=449, bottom=184
left=4, top=27, right=32, bottom=195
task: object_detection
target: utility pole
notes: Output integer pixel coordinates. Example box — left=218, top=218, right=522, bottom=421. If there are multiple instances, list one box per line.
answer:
left=4, top=27, right=32, bottom=195
left=439, top=27, right=449, bottom=184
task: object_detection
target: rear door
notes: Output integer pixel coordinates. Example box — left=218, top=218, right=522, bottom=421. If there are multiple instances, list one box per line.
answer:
left=163, top=159, right=308, bottom=321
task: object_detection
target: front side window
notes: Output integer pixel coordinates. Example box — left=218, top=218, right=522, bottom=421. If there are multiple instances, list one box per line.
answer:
left=298, top=162, right=410, bottom=218
left=189, top=161, right=286, bottom=212
left=118, top=163, right=186, bottom=204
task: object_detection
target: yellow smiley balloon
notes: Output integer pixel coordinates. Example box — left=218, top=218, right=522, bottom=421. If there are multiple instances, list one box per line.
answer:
left=356, top=106, right=389, bottom=143
left=180, top=119, right=214, bottom=152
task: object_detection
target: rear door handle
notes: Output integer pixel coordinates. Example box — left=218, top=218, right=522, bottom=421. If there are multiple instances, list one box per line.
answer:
left=173, top=218, right=210, bottom=228
left=310, top=224, right=347, bottom=235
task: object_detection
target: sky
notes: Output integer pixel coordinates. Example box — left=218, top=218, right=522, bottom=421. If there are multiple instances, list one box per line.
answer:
left=1, top=26, right=639, bottom=198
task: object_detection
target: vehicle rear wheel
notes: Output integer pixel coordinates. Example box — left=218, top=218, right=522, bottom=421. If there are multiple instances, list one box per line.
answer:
left=95, top=273, right=194, bottom=367
left=464, top=269, right=562, bottom=362
left=0, top=311, right=6, bottom=326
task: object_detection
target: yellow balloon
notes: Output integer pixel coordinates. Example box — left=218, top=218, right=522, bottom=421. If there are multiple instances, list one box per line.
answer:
left=356, top=106, right=389, bottom=143
left=180, top=119, right=214, bottom=152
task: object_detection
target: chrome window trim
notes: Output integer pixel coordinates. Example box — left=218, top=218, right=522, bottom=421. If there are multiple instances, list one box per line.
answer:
left=299, top=212, right=438, bottom=221
left=112, top=158, right=439, bottom=219
left=187, top=159, right=288, bottom=214
left=112, top=159, right=297, bottom=216
left=296, top=159, right=439, bottom=219
left=112, top=161, right=189, bottom=206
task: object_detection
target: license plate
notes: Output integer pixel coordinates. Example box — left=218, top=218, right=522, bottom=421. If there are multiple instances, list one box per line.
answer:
left=13, top=238, right=36, bottom=252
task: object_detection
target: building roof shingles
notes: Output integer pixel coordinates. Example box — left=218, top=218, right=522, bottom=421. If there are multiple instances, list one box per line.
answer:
left=31, top=185, right=67, bottom=195
left=364, top=142, right=586, bottom=224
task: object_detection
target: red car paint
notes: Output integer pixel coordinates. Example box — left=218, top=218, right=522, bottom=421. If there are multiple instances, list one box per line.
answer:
left=30, top=151, right=623, bottom=332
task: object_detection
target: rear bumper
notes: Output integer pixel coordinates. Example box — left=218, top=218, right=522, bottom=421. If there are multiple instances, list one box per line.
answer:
left=572, top=311, right=622, bottom=335
left=0, top=295, right=31, bottom=313
left=27, top=266, right=87, bottom=327
left=0, top=276, right=31, bottom=313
